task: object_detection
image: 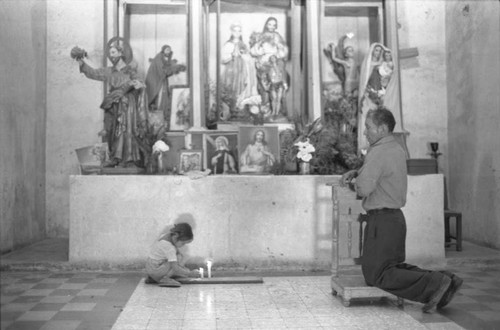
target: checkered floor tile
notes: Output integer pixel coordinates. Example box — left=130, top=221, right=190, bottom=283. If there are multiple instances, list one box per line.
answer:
left=1, top=272, right=141, bottom=330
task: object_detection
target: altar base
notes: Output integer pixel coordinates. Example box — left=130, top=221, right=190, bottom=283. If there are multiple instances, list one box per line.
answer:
left=69, top=174, right=444, bottom=270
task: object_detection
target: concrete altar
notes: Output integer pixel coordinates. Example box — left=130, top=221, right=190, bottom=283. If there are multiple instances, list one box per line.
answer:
left=69, top=174, right=444, bottom=270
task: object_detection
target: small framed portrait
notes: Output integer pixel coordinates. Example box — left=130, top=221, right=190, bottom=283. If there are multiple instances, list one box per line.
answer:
left=162, top=132, right=186, bottom=171
left=238, top=126, right=279, bottom=175
left=179, top=149, right=203, bottom=174
left=203, top=132, right=238, bottom=175
left=170, top=85, right=190, bottom=131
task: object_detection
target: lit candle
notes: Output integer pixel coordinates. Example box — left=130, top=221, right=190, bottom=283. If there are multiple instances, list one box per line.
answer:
left=206, top=260, right=212, bottom=278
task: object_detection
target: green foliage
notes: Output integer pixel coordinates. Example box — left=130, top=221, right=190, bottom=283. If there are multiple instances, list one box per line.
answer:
left=279, top=95, right=363, bottom=175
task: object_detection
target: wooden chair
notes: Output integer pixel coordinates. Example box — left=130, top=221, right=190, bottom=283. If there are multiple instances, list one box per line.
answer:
left=327, top=183, right=404, bottom=307
left=444, top=210, right=462, bottom=251
left=443, top=177, right=462, bottom=251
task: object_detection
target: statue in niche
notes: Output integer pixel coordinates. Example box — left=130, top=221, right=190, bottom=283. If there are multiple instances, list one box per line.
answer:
left=145, top=45, right=186, bottom=127
left=324, top=33, right=359, bottom=96
left=266, top=55, right=288, bottom=118
left=249, top=16, right=289, bottom=120
left=359, top=43, right=384, bottom=109
left=70, top=37, right=148, bottom=169
left=358, top=43, right=396, bottom=150
left=365, top=48, right=394, bottom=105
left=220, top=23, right=261, bottom=121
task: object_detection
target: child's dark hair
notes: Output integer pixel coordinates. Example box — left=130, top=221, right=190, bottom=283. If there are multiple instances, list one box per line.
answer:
left=171, top=223, right=193, bottom=241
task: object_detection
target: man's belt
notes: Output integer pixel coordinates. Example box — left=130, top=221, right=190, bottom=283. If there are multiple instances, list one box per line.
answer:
left=366, top=208, right=400, bottom=215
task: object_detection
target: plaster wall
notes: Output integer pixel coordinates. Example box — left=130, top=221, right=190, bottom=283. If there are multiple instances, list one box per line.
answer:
left=45, top=0, right=104, bottom=237
left=69, top=175, right=445, bottom=270
left=397, top=0, right=448, bottom=170
left=0, top=0, right=46, bottom=253
left=446, top=1, right=500, bottom=248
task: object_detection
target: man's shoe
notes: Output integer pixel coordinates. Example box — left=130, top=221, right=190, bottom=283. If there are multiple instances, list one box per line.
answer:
left=144, top=276, right=158, bottom=284
left=422, top=275, right=452, bottom=313
left=437, top=274, right=463, bottom=309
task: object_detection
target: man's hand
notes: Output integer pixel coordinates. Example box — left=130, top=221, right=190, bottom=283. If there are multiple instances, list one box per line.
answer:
left=340, top=170, right=357, bottom=187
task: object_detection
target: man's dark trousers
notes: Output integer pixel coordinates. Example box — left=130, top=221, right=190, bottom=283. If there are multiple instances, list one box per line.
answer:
left=361, top=209, right=447, bottom=303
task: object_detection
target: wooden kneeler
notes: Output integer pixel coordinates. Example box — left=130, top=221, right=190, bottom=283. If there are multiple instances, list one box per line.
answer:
left=327, top=183, right=404, bottom=307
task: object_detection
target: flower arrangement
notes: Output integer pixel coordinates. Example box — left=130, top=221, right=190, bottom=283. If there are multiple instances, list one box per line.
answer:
left=152, top=140, right=169, bottom=174
left=294, top=138, right=315, bottom=163
left=152, top=140, right=169, bottom=154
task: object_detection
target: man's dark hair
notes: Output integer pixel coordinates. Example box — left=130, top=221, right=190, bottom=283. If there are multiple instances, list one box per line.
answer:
left=368, top=107, right=396, bottom=132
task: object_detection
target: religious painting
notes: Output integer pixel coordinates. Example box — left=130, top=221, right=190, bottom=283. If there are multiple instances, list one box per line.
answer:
left=206, top=1, right=298, bottom=127
left=238, top=126, right=279, bottom=175
left=169, top=86, right=191, bottom=131
left=179, top=149, right=203, bottom=174
left=203, top=132, right=239, bottom=175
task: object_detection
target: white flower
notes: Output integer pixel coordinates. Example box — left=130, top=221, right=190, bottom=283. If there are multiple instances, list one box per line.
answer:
left=303, top=144, right=315, bottom=153
left=346, top=33, right=355, bottom=39
left=152, top=140, right=169, bottom=154
left=295, top=138, right=315, bottom=163
left=299, top=152, right=313, bottom=162
left=249, top=105, right=260, bottom=115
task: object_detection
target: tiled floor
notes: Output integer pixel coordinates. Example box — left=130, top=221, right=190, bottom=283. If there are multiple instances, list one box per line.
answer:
left=1, top=272, right=140, bottom=330
left=2, top=266, right=500, bottom=330
left=1, top=239, right=500, bottom=330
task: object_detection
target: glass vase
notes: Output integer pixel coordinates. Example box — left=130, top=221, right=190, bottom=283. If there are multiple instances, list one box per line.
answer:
left=299, top=162, right=310, bottom=175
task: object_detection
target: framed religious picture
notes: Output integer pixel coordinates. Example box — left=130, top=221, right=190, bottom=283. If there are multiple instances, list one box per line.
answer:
left=169, top=85, right=191, bottom=131
left=179, top=149, right=203, bottom=174
left=238, top=125, right=279, bottom=175
left=203, top=131, right=239, bottom=175
left=162, top=132, right=186, bottom=172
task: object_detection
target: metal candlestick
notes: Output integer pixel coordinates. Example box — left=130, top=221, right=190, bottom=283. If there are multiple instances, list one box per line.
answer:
left=430, top=142, right=442, bottom=159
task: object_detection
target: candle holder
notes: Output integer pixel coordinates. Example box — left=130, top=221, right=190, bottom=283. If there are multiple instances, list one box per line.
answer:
left=429, top=142, right=442, bottom=159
